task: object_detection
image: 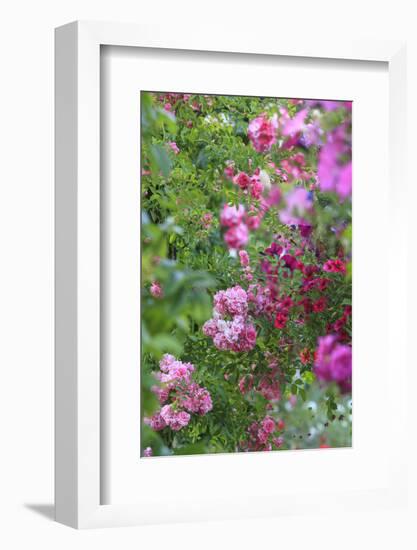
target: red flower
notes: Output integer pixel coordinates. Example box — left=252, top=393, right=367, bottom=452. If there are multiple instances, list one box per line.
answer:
left=274, top=312, right=288, bottom=329
left=313, top=296, right=327, bottom=313
left=299, top=348, right=312, bottom=365
left=234, top=171, right=251, bottom=190
left=277, top=419, right=285, bottom=431
left=323, top=258, right=346, bottom=274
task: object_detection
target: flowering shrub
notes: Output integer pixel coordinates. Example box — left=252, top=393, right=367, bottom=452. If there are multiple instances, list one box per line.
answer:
left=141, top=91, right=352, bottom=457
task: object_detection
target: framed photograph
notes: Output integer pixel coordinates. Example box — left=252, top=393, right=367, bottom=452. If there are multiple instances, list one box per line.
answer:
left=55, top=21, right=407, bottom=528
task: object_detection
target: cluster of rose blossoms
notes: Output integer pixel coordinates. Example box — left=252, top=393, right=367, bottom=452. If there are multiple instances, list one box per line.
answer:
left=202, top=285, right=257, bottom=352
left=145, top=354, right=212, bottom=432
left=219, top=182, right=281, bottom=250
left=314, top=335, right=352, bottom=393
left=240, top=415, right=285, bottom=452
left=246, top=105, right=351, bottom=202
left=238, top=365, right=282, bottom=402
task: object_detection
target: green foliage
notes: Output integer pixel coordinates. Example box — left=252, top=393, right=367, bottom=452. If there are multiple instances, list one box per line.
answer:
left=140, top=91, right=352, bottom=457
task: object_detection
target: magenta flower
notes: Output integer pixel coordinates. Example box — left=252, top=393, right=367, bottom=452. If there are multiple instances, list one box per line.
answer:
left=201, top=212, right=213, bottom=229
left=149, top=412, right=166, bottom=431
left=261, top=416, right=276, bottom=434
left=179, top=383, right=213, bottom=415
left=160, top=405, right=191, bottom=431
left=282, top=108, right=308, bottom=136
left=168, top=141, right=180, bottom=154
left=143, top=447, right=153, bottom=457
left=323, top=259, right=346, bottom=274
left=314, top=335, right=352, bottom=393
left=150, top=281, right=163, bottom=298
left=248, top=113, right=278, bottom=152
left=279, top=187, right=313, bottom=226
left=318, top=126, right=351, bottom=201
left=220, top=203, right=245, bottom=228
left=213, top=285, right=248, bottom=316
left=239, top=250, right=250, bottom=267
left=234, top=171, right=252, bottom=190
left=249, top=175, right=264, bottom=199
left=224, top=222, right=249, bottom=250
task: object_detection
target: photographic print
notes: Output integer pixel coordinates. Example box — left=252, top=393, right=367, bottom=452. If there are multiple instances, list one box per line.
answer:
left=141, top=92, right=352, bottom=457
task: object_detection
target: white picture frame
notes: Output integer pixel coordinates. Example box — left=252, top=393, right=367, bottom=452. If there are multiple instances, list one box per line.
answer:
left=55, top=20, right=407, bottom=529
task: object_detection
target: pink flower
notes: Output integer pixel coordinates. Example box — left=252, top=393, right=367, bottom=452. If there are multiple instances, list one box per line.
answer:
left=279, top=187, right=313, bottom=226
left=234, top=171, right=251, bottom=190
left=282, top=108, right=308, bottom=136
left=249, top=175, right=264, bottom=199
left=336, top=162, right=352, bottom=199
left=257, top=374, right=281, bottom=401
left=248, top=113, right=278, bottom=152
left=318, top=126, right=351, bottom=200
left=168, top=141, right=180, bottom=154
left=239, top=250, right=250, bottom=267
left=323, top=259, right=346, bottom=274
left=180, top=383, right=213, bottom=415
left=149, top=412, right=166, bottom=431
left=313, top=296, right=327, bottom=312
left=273, top=436, right=284, bottom=448
left=148, top=354, right=212, bottom=436
left=224, top=223, right=249, bottom=250
left=261, top=416, right=275, bottom=434
left=224, top=163, right=235, bottom=180
left=201, top=212, right=213, bottom=229
left=143, top=447, right=153, bottom=457
left=314, top=335, right=352, bottom=392
left=239, top=374, right=254, bottom=394
left=213, top=285, right=248, bottom=316
left=245, top=213, right=262, bottom=230
left=203, top=313, right=256, bottom=352
left=150, top=281, right=163, bottom=298
left=220, top=203, right=245, bottom=227
left=160, top=405, right=191, bottom=431
left=274, top=312, right=288, bottom=329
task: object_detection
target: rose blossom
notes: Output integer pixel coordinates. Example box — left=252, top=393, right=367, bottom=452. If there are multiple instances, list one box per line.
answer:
left=143, top=447, right=153, bottom=457
left=314, top=334, right=352, bottom=392
left=150, top=281, right=163, bottom=298
left=220, top=203, right=245, bottom=227
left=248, top=113, right=278, bottom=152
left=239, top=250, right=250, bottom=267
left=224, top=222, right=249, bottom=250
left=168, top=141, right=180, bottom=154
left=261, top=416, right=276, bottom=434
left=234, top=171, right=251, bottom=190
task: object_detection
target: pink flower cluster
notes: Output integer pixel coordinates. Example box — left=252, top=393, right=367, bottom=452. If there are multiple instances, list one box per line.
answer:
left=241, top=416, right=284, bottom=452
left=318, top=125, right=352, bottom=200
left=248, top=113, right=278, bottom=152
left=268, top=152, right=314, bottom=183
left=146, top=354, right=212, bottom=432
left=177, top=383, right=213, bottom=415
left=279, top=187, right=314, bottom=227
left=314, top=335, right=352, bottom=393
left=323, top=258, right=346, bottom=274
left=203, top=285, right=257, bottom=352
left=219, top=190, right=278, bottom=250
left=203, top=313, right=256, bottom=353
left=213, top=285, right=248, bottom=316
left=219, top=203, right=249, bottom=250
left=233, top=169, right=264, bottom=199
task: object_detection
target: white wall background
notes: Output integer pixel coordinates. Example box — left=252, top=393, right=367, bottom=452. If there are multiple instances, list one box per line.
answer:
left=0, top=1, right=415, bottom=548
